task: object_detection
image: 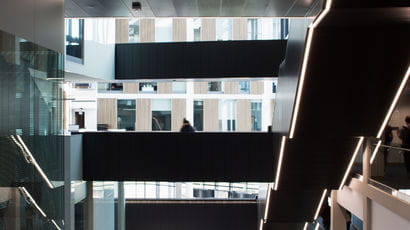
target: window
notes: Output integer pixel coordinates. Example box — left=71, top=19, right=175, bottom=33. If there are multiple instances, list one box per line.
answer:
left=187, top=18, right=201, bottom=41
left=247, top=18, right=282, bottom=40
left=216, top=19, right=233, bottom=41
left=155, top=18, right=173, bottom=42
left=97, top=83, right=123, bottom=93
left=139, top=82, right=157, bottom=93
left=239, top=81, right=250, bottom=94
left=194, top=100, right=203, bottom=131
left=129, top=19, right=140, bottom=42
left=117, top=100, right=136, bottom=131
left=251, top=101, right=262, bottom=131
left=73, top=83, right=91, bottom=89
left=172, top=82, right=186, bottom=93
left=208, top=81, right=223, bottom=93
left=280, top=19, right=289, bottom=39
left=65, top=18, right=84, bottom=62
left=152, top=99, right=171, bottom=131
left=219, top=100, right=236, bottom=131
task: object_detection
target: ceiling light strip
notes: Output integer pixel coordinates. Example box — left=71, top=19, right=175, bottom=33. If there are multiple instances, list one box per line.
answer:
left=19, top=187, right=47, bottom=217
left=303, top=222, right=309, bottom=230
left=288, top=0, right=333, bottom=139
left=370, top=140, right=382, bottom=164
left=314, top=189, right=328, bottom=220
left=259, top=218, right=264, bottom=230
left=338, top=137, right=364, bottom=190
left=10, top=135, right=30, bottom=163
left=15, top=135, right=55, bottom=189
left=273, top=136, right=287, bottom=190
left=263, top=183, right=273, bottom=222
left=376, top=66, right=410, bottom=138
left=51, top=219, right=62, bottom=230
left=314, top=222, right=321, bottom=230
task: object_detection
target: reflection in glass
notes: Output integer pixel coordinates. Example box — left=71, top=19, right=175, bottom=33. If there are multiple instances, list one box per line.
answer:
left=117, top=100, right=136, bottom=131
left=194, top=100, right=204, bottom=131
left=247, top=18, right=286, bottom=40
left=187, top=18, right=201, bottom=41
left=65, top=19, right=84, bottom=60
left=152, top=99, right=171, bottom=131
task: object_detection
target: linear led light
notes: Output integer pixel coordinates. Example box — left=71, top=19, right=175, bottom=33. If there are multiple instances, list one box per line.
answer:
left=19, top=187, right=47, bottom=217
left=288, top=0, right=333, bottom=139
left=10, top=135, right=31, bottom=163
left=273, top=136, right=287, bottom=190
left=314, top=189, right=328, bottom=220
left=314, top=222, right=320, bottom=230
left=376, top=66, right=410, bottom=138
left=259, top=218, right=264, bottom=230
left=303, top=222, right=309, bottom=230
left=263, top=183, right=273, bottom=222
left=51, top=219, right=62, bottom=230
left=338, top=137, right=364, bottom=190
left=370, top=140, right=382, bottom=164
left=15, top=135, right=55, bottom=189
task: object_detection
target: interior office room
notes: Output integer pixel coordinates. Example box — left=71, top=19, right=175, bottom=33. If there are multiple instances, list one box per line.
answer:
left=0, top=0, right=409, bottom=230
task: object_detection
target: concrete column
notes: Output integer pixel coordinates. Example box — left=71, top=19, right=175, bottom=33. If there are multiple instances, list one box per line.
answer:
left=362, top=139, right=372, bottom=230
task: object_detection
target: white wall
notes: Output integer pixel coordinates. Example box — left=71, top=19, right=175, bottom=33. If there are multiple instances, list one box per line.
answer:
left=370, top=200, right=410, bottom=230
left=65, top=19, right=115, bottom=81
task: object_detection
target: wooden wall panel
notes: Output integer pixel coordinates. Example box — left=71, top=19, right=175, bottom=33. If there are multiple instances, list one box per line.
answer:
left=173, top=18, right=187, bottom=42
left=233, top=18, right=247, bottom=40
left=201, top=19, right=216, bottom=41
left=251, top=81, right=264, bottom=95
left=204, top=99, right=219, bottom=131
left=158, top=82, right=172, bottom=94
left=140, top=19, right=155, bottom=42
left=194, top=82, right=208, bottom=94
left=97, top=98, right=117, bottom=129
left=237, top=99, right=251, bottom=131
left=171, top=99, right=186, bottom=131
left=115, top=19, right=129, bottom=43
left=137, top=99, right=151, bottom=131
left=123, top=83, right=139, bottom=94
left=224, top=81, right=239, bottom=94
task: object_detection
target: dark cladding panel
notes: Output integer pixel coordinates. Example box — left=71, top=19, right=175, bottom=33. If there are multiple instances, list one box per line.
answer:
left=115, top=40, right=287, bottom=79
left=82, top=132, right=281, bottom=182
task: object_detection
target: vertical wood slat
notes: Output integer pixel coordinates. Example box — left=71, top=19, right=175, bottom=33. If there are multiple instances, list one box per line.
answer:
left=140, top=19, right=155, bottom=42
left=171, top=99, right=186, bottom=131
left=123, top=83, right=139, bottom=94
left=201, top=19, right=216, bottom=41
left=233, top=18, right=247, bottom=40
left=173, top=18, right=187, bottom=42
left=237, top=99, right=251, bottom=131
left=136, top=99, right=151, bottom=131
left=204, top=99, right=219, bottom=131
left=158, top=82, right=172, bottom=94
left=97, top=98, right=117, bottom=129
left=251, top=81, right=264, bottom=94
left=115, top=19, right=129, bottom=43
left=194, top=82, right=208, bottom=94
left=224, top=81, right=239, bottom=94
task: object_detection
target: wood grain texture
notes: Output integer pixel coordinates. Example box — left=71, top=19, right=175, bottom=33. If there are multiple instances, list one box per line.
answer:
left=251, top=81, right=264, bottom=95
left=171, top=99, right=186, bottom=131
left=224, top=81, right=239, bottom=94
left=237, top=99, right=251, bottom=131
left=194, top=82, right=208, bottom=94
left=201, top=19, right=216, bottom=41
left=204, top=99, right=219, bottom=131
left=173, top=18, right=187, bottom=42
left=158, top=82, right=172, bottom=94
left=233, top=18, right=247, bottom=40
left=136, top=99, right=151, bottom=131
left=140, top=19, right=155, bottom=42
left=115, top=19, right=129, bottom=43
left=123, top=83, right=139, bottom=94
left=97, top=98, right=117, bottom=129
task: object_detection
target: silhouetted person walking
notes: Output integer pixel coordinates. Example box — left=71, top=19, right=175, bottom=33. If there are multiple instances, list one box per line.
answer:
left=398, top=116, right=410, bottom=177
